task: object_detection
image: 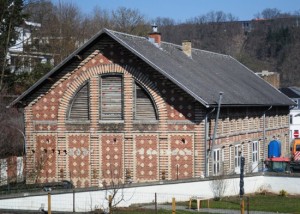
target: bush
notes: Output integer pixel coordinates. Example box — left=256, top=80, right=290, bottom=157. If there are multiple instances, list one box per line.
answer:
left=279, top=189, right=288, bottom=197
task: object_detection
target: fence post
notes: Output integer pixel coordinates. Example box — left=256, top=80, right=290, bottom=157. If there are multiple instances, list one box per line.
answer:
left=247, top=196, right=250, bottom=214
left=240, top=197, right=244, bottom=214
left=155, top=193, right=157, bottom=214
left=108, top=195, right=112, bottom=214
left=73, top=189, right=75, bottom=213
left=48, top=192, right=51, bottom=214
left=172, top=197, right=176, bottom=214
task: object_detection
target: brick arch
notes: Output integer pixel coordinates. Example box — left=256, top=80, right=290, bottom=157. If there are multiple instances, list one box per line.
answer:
left=57, top=64, right=167, bottom=131
left=128, top=67, right=168, bottom=132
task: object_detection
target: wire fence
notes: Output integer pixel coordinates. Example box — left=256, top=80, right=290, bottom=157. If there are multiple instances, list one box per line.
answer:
left=0, top=189, right=299, bottom=214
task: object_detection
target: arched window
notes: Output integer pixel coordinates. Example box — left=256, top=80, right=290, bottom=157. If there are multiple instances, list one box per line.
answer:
left=134, top=82, right=157, bottom=121
left=100, top=75, right=123, bottom=120
left=67, top=82, right=90, bottom=120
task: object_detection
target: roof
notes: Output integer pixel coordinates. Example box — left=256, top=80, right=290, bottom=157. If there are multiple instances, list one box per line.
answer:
left=9, top=28, right=295, bottom=108
left=279, top=87, right=300, bottom=99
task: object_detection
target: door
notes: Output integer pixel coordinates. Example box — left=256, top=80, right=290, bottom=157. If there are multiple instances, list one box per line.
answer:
left=252, top=141, right=259, bottom=172
left=234, top=145, right=241, bottom=174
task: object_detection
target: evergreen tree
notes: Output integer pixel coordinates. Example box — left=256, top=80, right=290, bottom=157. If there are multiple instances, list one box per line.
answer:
left=0, top=0, right=27, bottom=91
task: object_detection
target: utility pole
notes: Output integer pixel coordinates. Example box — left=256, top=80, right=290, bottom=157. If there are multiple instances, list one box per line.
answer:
left=211, top=92, right=223, bottom=174
left=240, top=154, right=245, bottom=214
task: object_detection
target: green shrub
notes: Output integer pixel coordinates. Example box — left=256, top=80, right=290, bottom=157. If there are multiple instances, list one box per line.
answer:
left=279, top=189, right=288, bottom=197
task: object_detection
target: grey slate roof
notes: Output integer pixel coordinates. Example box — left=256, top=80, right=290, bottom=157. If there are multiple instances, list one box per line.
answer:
left=9, top=28, right=294, bottom=108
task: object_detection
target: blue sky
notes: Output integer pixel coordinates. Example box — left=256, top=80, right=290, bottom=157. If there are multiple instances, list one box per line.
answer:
left=52, top=0, right=300, bottom=21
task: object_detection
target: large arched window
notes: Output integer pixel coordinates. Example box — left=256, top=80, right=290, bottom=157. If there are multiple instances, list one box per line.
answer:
left=134, top=82, right=157, bottom=121
left=67, top=82, right=90, bottom=121
left=100, top=75, right=123, bottom=120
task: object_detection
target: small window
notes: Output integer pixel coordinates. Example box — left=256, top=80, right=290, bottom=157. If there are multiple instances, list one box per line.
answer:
left=67, top=83, right=89, bottom=120
left=100, top=75, right=123, bottom=120
left=134, top=83, right=157, bottom=121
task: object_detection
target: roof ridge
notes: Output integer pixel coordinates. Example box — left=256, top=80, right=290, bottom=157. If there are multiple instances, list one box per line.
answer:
left=106, top=28, right=230, bottom=58
left=161, top=41, right=230, bottom=58
left=106, top=29, right=148, bottom=40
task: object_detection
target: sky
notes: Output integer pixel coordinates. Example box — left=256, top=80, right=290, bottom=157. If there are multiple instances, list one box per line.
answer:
left=51, top=0, right=300, bottom=22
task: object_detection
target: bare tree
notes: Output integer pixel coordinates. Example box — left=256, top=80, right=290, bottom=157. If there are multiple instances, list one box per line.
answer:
left=209, top=175, right=228, bottom=201
left=261, top=8, right=281, bottom=19
left=0, top=92, right=24, bottom=185
left=26, top=151, right=48, bottom=183
left=0, top=93, right=24, bottom=158
left=111, top=7, right=148, bottom=35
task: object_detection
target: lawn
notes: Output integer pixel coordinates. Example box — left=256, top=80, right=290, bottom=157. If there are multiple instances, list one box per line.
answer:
left=189, top=194, right=300, bottom=213
left=116, top=194, right=300, bottom=214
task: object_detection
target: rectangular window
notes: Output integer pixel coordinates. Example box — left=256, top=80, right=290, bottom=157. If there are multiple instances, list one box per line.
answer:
left=229, top=146, right=232, bottom=170
left=213, top=149, right=220, bottom=175
left=252, top=141, right=258, bottom=163
left=235, top=145, right=241, bottom=168
left=252, top=141, right=259, bottom=172
left=101, top=75, right=123, bottom=120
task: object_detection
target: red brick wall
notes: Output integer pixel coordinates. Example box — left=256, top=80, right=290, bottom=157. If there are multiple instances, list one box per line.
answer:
left=23, top=40, right=290, bottom=187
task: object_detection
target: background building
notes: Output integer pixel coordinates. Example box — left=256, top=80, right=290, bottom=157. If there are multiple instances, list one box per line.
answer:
left=279, top=87, right=300, bottom=142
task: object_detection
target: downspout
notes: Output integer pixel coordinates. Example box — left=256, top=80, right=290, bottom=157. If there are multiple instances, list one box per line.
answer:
left=210, top=92, right=224, bottom=175
left=263, top=106, right=272, bottom=171
left=204, top=108, right=215, bottom=177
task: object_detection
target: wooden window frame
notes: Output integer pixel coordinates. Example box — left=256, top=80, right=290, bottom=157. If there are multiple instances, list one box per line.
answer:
left=99, top=74, right=124, bottom=122
left=133, top=82, right=158, bottom=123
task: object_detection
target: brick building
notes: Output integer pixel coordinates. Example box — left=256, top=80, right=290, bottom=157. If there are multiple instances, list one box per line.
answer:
left=10, top=27, right=294, bottom=188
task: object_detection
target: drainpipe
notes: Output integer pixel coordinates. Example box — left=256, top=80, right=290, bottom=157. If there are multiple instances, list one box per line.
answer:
left=204, top=108, right=215, bottom=177
left=210, top=92, right=224, bottom=175
left=263, top=106, right=272, bottom=171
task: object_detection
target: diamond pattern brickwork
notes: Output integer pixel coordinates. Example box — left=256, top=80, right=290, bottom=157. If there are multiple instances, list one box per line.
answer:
left=170, top=134, right=193, bottom=180
left=68, top=134, right=90, bottom=187
left=134, top=134, right=158, bottom=182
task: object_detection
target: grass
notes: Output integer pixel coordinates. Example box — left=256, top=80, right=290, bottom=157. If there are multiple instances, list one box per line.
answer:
left=80, top=194, right=300, bottom=213
left=188, top=194, right=300, bottom=213
left=110, top=208, right=213, bottom=214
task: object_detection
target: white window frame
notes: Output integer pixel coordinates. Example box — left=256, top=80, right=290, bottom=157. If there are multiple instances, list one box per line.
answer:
left=252, top=141, right=259, bottom=172
left=234, top=144, right=241, bottom=174
left=213, top=148, right=221, bottom=175
left=229, top=146, right=232, bottom=170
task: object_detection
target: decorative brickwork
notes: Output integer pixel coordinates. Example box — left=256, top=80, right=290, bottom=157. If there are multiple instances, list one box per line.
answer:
left=134, top=134, right=159, bottom=182
left=22, top=42, right=290, bottom=188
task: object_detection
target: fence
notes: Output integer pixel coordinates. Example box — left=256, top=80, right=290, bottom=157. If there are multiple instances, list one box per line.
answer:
left=0, top=190, right=299, bottom=213
left=0, top=175, right=300, bottom=213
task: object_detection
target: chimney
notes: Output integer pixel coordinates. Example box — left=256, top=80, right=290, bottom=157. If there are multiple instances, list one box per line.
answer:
left=148, top=24, right=161, bottom=46
left=182, top=40, right=192, bottom=57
